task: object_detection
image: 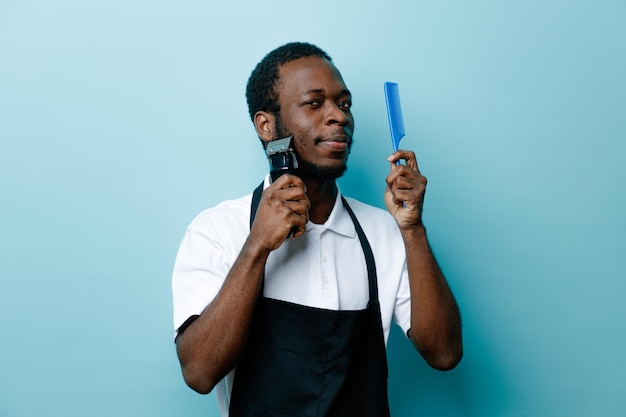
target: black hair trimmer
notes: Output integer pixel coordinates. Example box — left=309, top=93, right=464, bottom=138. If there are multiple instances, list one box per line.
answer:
left=266, top=136, right=298, bottom=182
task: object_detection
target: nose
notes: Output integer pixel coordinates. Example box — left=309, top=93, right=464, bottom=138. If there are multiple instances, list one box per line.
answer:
left=324, top=102, right=350, bottom=127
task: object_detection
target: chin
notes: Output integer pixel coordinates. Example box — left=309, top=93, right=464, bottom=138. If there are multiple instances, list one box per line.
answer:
left=297, top=160, right=348, bottom=180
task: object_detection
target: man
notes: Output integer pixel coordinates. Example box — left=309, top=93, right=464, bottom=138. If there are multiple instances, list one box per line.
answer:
left=172, top=42, right=462, bottom=417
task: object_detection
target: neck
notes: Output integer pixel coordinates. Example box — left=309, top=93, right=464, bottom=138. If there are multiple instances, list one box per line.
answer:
left=304, top=179, right=338, bottom=224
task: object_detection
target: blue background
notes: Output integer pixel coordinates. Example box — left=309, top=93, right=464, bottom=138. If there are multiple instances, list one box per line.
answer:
left=1, top=1, right=625, bottom=416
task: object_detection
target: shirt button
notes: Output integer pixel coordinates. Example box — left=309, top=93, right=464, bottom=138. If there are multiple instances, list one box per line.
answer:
left=321, top=255, right=327, bottom=263
left=322, top=276, right=329, bottom=284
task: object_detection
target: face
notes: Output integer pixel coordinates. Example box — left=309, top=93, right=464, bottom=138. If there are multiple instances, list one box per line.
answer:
left=273, top=56, right=354, bottom=180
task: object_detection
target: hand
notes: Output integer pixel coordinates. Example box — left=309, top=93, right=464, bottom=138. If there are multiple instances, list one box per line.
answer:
left=250, top=174, right=310, bottom=252
left=384, top=150, right=427, bottom=230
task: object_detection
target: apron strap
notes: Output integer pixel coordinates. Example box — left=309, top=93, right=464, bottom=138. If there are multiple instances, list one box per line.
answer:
left=341, top=196, right=379, bottom=304
left=250, top=182, right=264, bottom=229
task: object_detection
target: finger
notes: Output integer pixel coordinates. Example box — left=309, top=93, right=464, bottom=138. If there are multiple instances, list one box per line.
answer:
left=284, top=199, right=310, bottom=217
left=272, top=173, right=306, bottom=190
left=266, top=181, right=309, bottom=207
left=287, top=208, right=309, bottom=238
left=392, top=173, right=426, bottom=189
left=386, top=167, right=425, bottom=191
left=390, top=186, right=422, bottom=204
left=290, top=218, right=308, bottom=238
left=279, top=186, right=308, bottom=204
left=387, top=150, right=420, bottom=173
left=402, top=151, right=418, bottom=172
left=388, top=175, right=426, bottom=203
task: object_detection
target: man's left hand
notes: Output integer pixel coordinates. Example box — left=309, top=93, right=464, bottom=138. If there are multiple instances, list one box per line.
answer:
left=384, top=150, right=426, bottom=230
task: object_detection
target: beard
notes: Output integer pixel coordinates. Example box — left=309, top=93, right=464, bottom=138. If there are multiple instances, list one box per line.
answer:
left=296, top=158, right=348, bottom=180
left=274, top=113, right=351, bottom=181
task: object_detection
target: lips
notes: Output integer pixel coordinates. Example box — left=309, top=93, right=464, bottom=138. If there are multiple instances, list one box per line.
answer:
left=316, top=137, right=350, bottom=154
left=316, top=134, right=351, bottom=145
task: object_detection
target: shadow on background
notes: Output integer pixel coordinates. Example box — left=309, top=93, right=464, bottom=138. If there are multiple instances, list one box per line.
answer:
left=386, top=322, right=514, bottom=417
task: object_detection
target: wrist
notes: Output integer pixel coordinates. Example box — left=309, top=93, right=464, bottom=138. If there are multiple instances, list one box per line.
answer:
left=400, top=223, right=428, bottom=243
left=242, top=235, right=273, bottom=262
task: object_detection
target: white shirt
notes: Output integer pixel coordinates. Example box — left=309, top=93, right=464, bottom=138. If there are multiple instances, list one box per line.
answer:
left=172, top=180, right=411, bottom=416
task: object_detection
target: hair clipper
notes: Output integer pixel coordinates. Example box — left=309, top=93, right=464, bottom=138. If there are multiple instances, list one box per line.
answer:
left=266, top=136, right=298, bottom=182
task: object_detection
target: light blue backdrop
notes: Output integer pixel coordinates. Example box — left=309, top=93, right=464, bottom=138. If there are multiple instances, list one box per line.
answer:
left=1, top=1, right=624, bottom=416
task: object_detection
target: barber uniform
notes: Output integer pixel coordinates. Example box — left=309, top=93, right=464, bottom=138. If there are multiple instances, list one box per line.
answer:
left=228, top=184, right=391, bottom=417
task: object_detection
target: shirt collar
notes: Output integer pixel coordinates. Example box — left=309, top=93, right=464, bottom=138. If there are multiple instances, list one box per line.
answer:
left=309, top=185, right=356, bottom=238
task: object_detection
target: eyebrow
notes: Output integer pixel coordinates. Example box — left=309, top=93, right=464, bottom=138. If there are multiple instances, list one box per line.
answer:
left=300, top=88, right=352, bottom=97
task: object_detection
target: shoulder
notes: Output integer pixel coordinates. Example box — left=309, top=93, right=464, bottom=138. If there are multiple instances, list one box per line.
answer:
left=187, top=194, right=253, bottom=241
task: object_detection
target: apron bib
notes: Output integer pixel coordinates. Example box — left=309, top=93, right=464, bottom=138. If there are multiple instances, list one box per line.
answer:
left=229, top=183, right=390, bottom=417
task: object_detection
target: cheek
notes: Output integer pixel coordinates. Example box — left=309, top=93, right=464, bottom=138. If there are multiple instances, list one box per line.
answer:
left=291, top=122, right=318, bottom=146
left=294, top=136, right=312, bottom=156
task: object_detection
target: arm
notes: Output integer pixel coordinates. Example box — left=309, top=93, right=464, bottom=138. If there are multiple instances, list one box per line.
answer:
left=175, top=174, right=310, bottom=393
left=385, top=150, right=463, bottom=370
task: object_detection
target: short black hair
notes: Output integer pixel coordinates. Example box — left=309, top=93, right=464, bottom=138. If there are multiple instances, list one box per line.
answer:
left=246, top=42, right=332, bottom=123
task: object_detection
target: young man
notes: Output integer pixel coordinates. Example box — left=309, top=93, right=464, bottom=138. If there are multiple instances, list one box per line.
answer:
left=172, top=42, right=462, bottom=417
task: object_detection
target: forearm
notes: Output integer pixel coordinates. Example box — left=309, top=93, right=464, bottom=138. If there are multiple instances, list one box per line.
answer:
left=403, top=225, right=463, bottom=370
left=176, top=239, right=269, bottom=394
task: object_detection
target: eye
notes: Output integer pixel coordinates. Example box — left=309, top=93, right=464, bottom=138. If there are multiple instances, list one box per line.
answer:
left=306, top=100, right=322, bottom=107
left=339, top=100, right=352, bottom=110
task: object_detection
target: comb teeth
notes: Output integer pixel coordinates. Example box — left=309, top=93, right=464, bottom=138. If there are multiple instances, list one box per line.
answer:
left=384, top=82, right=406, bottom=152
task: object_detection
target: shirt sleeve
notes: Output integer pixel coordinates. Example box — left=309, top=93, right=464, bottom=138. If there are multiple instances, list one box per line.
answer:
left=171, top=201, right=249, bottom=339
left=392, top=259, right=412, bottom=337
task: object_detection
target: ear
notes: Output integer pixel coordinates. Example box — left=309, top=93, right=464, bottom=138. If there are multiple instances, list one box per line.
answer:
left=253, top=111, right=276, bottom=144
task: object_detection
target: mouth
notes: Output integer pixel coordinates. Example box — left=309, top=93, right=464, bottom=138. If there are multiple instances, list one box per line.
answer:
left=317, top=136, right=350, bottom=152
left=316, top=133, right=351, bottom=145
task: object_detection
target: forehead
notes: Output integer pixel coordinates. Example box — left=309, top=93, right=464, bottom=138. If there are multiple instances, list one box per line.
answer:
left=277, top=56, right=349, bottom=99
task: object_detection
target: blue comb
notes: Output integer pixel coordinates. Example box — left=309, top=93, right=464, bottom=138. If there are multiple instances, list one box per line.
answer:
left=384, top=82, right=405, bottom=157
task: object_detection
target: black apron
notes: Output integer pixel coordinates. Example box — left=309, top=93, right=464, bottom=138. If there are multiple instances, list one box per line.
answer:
left=229, top=183, right=390, bottom=417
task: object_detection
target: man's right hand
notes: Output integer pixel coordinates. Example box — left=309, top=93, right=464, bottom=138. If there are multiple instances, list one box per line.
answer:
left=250, top=174, right=310, bottom=252
left=176, top=174, right=310, bottom=394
